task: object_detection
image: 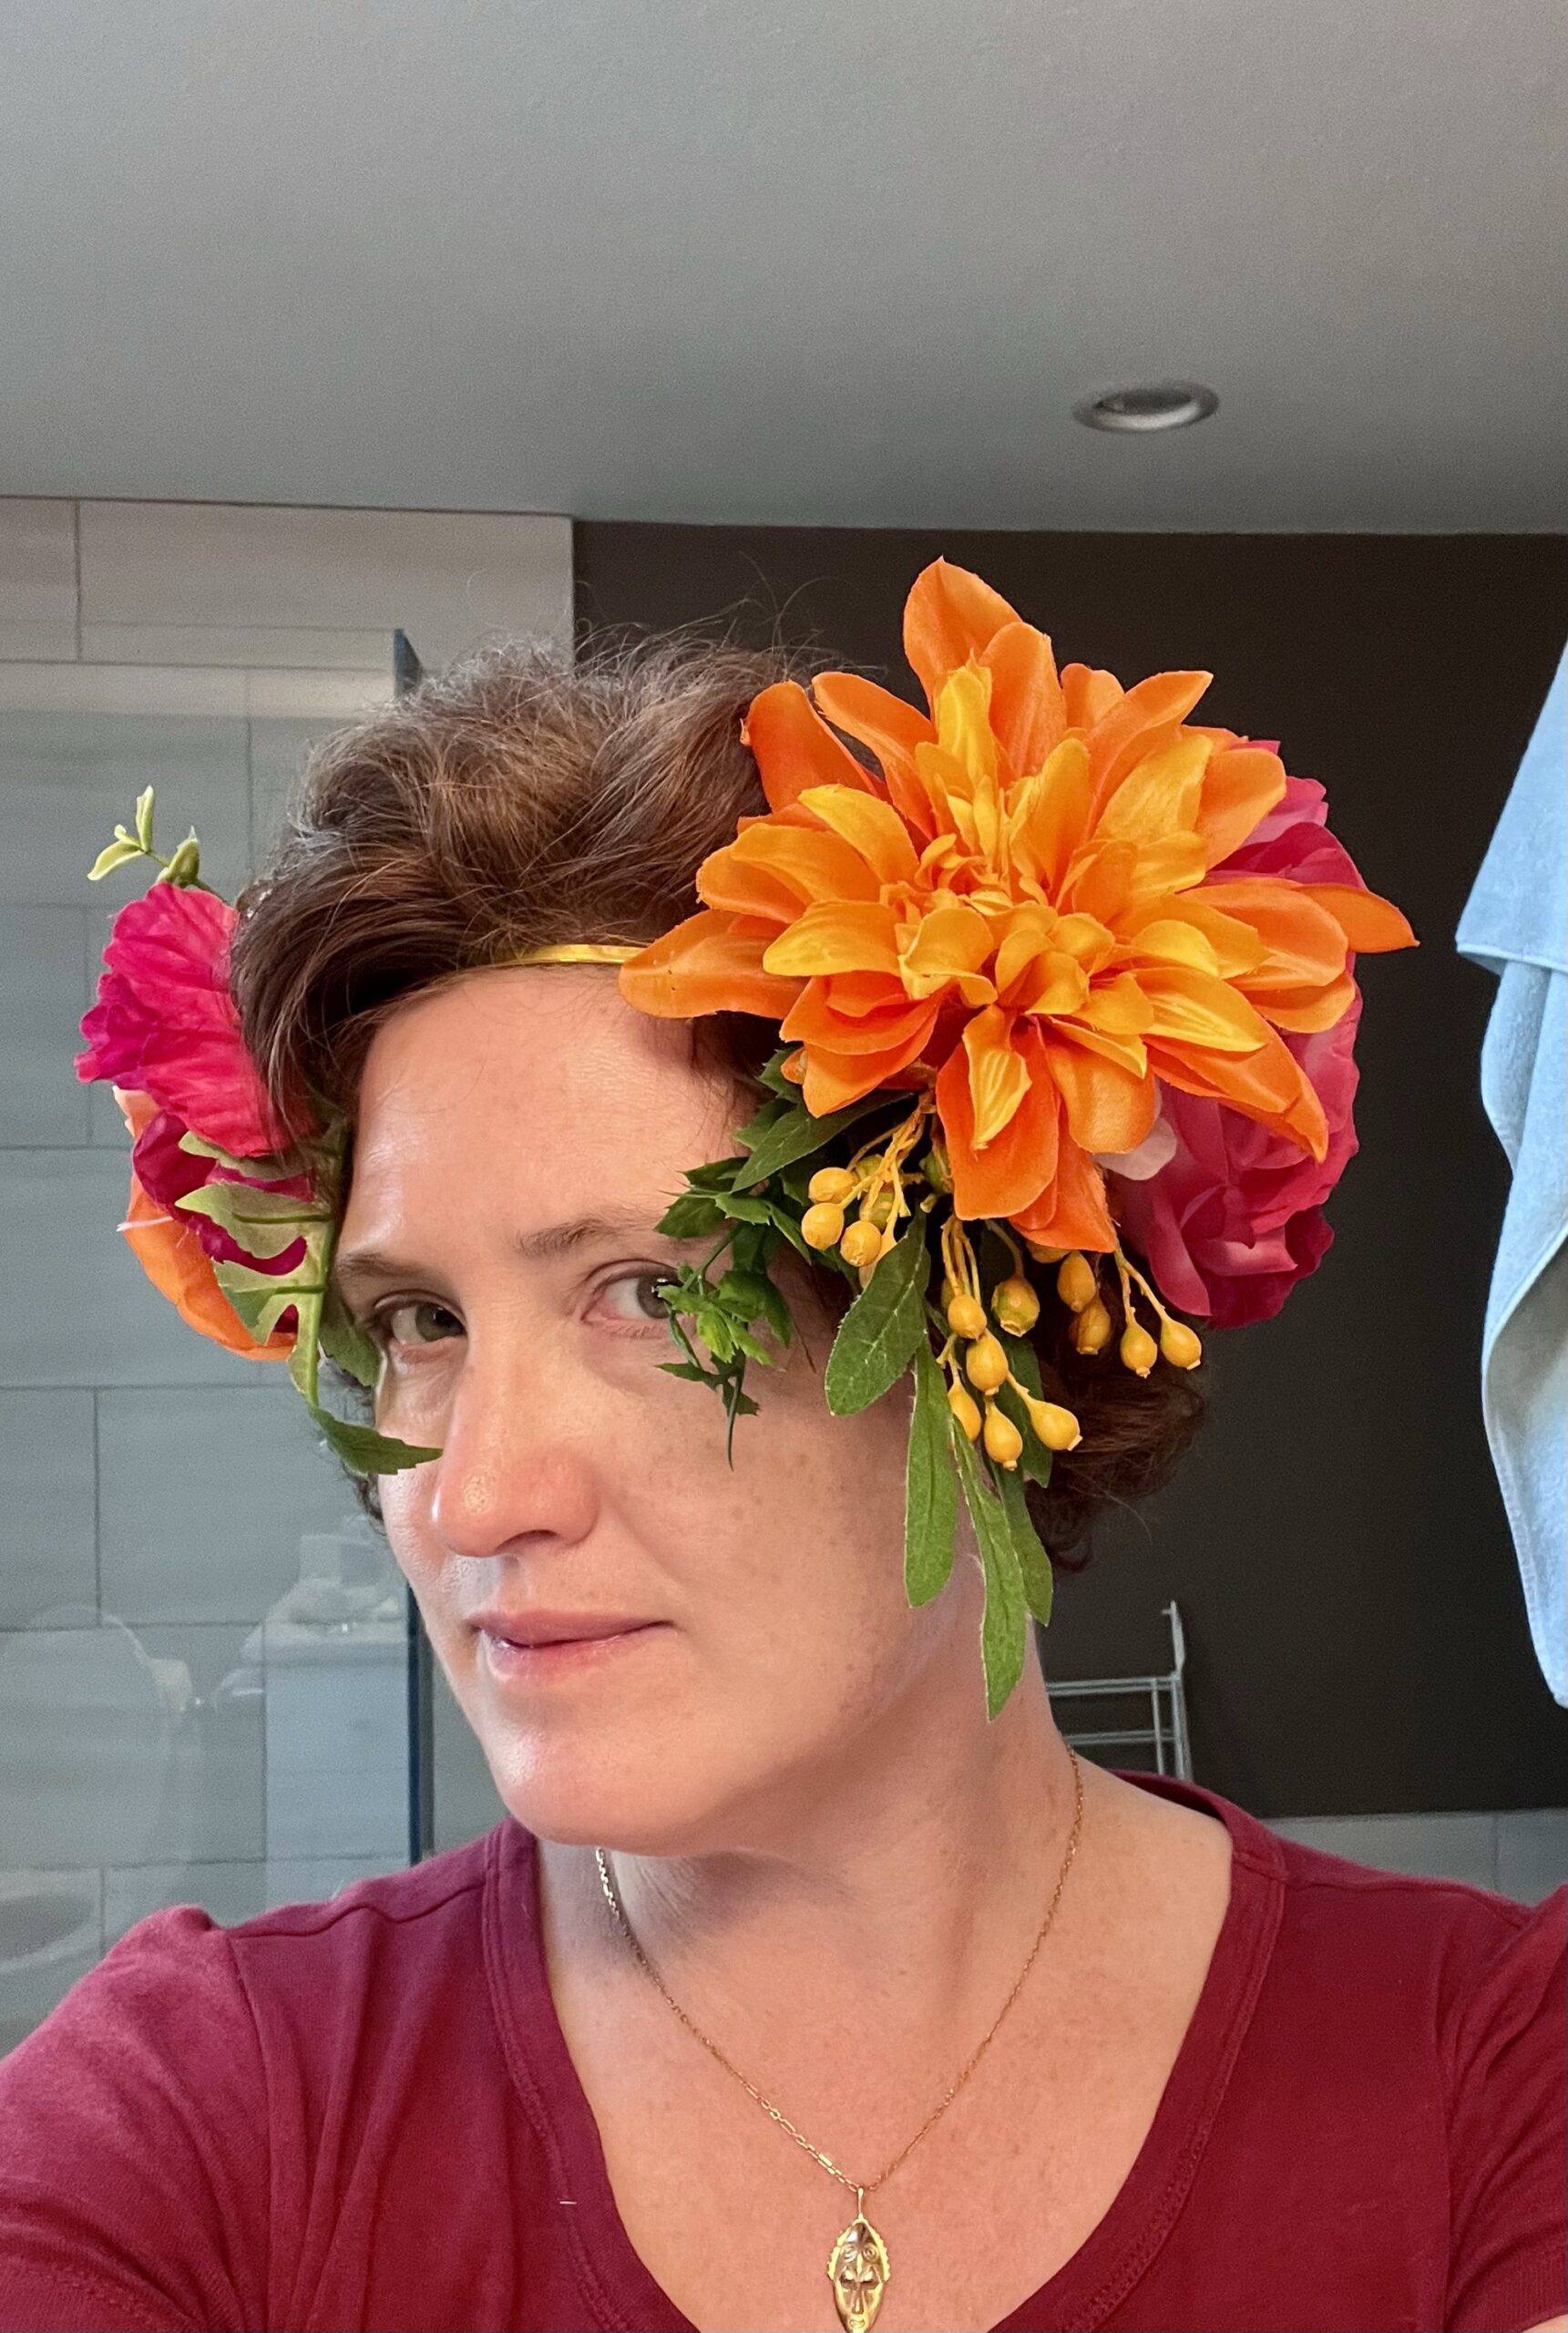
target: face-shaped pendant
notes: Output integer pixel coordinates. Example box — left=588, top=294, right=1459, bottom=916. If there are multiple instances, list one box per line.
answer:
left=826, top=2202, right=891, bottom=2333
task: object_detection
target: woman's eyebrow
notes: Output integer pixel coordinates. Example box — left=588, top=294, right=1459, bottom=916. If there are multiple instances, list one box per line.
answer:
left=333, top=1208, right=676, bottom=1300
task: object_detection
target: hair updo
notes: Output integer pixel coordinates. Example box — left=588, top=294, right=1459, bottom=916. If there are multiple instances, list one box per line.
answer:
left=230, top=631, right=1205, bottom=1561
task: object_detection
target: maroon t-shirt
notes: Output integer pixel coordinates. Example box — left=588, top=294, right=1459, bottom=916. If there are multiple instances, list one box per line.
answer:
left=1, top=1770, right=1563, bottom=2333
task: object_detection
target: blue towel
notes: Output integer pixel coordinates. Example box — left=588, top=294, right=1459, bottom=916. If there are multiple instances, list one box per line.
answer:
left=1455, top=644, right=1567, bottom=1706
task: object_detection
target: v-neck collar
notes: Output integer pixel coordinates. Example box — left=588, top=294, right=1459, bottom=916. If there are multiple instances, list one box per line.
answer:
left=485, top=1770, right=1286, bottom=2333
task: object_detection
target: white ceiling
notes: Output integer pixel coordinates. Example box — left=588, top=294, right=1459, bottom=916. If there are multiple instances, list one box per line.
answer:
left=3, top=0, right=1564, bottom=530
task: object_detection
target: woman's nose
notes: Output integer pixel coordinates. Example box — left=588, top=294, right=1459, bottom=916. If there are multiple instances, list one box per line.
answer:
left=426, top=1340, right=600, bottom=1559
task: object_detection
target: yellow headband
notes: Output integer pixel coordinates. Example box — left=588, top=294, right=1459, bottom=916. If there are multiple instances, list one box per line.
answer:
left=501, top=942, right=642, bottom=967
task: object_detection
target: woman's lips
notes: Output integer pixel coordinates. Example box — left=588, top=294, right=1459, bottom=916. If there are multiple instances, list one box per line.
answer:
left=479, top=1623, right=667, bottom=1680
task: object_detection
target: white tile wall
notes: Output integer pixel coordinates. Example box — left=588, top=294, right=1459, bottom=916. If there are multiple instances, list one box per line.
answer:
left=0, top=500, right=77, bottom=662
left=0, top=710, right=251, bottom=905
left=77, top=501, right=572, bottom=668
left=1266, top=1807, right=1568, bottom=1902
left=0, top=1150, right=271, bottom=1389
left=0, top=907, right=91, bottom=1144
left=97, top=1387, right=368, bottom=1625
left=0, top=1391, right=97, bottom=1628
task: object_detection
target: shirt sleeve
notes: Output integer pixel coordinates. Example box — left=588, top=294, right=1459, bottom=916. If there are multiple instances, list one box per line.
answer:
left=1442, top=1884, right=1568, bottom=2333
left=0, top=1905, right=271, bottom=2333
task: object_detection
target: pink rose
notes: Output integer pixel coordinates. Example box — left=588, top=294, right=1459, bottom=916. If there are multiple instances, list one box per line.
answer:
left=1106, top=772, right=1376, bottom=1328
left=1109, top=991, right=1361, bottom=1327
left=77, top=884, right=294, bottom=1156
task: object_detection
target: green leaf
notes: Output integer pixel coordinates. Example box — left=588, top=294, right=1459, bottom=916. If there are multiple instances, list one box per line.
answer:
left=733, top=1093, right=792, bottom=1153
left=713, top=1189, right=774, bottom=1225
left=656, top=1190, right=727, bottom=1241
left=755, top=1050, right=803, bottom=1099
left=904, top=1341, right=957, bottom=1607
left=318, top=1281, right=380, bottom=1389
left=682, top=1156, right=753, bottom=1193
left=134, top=786, right=155, bottom=850
left=306, top=1401, right=440, bottom=1475
left=175, top=1180, right=332, bottom=1259
left=994, top=1331, right=1055, bottom=1488
left=176, top=1126, right=309, bottom=1180
left=741, top=1091, right=902, bottom=1186
left=996, top=1462, right=1055, bottom=1629
left=823, top=1216, right=930, bottom=1416
left=210, top=1257, right=310, bottom=1344
left=952, top=1428, right=1030, bottom=1720
left=87, top=836, right=145, bottom=882
left=161, top=831, right=201, bottom=886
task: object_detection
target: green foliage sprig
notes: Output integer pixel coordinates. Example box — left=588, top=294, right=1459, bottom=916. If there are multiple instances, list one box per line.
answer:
left=652, top=1048, right=1064, bottom=1717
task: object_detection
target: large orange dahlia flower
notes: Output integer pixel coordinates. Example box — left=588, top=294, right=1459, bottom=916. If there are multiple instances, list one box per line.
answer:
left=620, top=560, right=1415, bottom=1255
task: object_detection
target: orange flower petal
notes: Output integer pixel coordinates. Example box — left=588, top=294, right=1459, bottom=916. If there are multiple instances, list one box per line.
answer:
left=1077, top=971, right=1157, bottom=1040
left=694, top=848, right=802, bottom=926
left=1296, top=883, right=1418, bottom=953
left=1195, top=745, right=1288, bottom=863
left=1039, top=1031, right=1158, bottom=1157
left=799, top=1035, right=935, bottom=1114
left=742, top=682, right=877, bottom=812
left=1137, top=965, right=1275, bottom=1053
left=903, top=560, right=1020, bottom=709
left=1084, top=671, right=1214, bottom=815
left=1147, top=1024, right=1329, bottom=1163
left=725, top=823, right=883, bottom=906
left=1008, top=737, right=1091, bottom=894
left=1064, top=838, right=1139, bottom=926
left=1010, top=1136, right=1116, bottom=1253
left=810, top=672, right=936, bottom=836
left=1093, top=731, right=1210, bottom=848
left=781, top=978, right=937, bottom=1056
left=900, top=902, right=996, bottom=1001
left=938, top=1022, right=1061, bottom=1218
left=618, top=911, right=801, bottom=1019
left=980, top=621, right=1067, bottom=778
left=960, top=1006, right=1031, bottom=1147
left=1122, top=898, right=1267, bottom=979
left=762, top=901, right=900, bottom=979
left=1199, top=877, right=1348, bottom=992
left=1247, top=972, right=1358, bottom=1033
left=796, top=785, right=920, bottom=886
left=1061, top=663, right=1124, bottom=730
left=120, top=1172, right=293, bottom=1360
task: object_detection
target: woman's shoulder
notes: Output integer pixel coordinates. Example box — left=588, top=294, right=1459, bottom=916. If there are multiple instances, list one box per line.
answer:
left=1117, top=1765, right=1565, bottom=2043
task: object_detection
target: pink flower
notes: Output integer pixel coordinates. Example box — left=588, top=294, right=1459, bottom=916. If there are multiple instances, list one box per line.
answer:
left=77, top=885, right=294, bottom=1156
left=129, top=1102, right=312, bottom=1280
left=1106, top=775, right=1378, bottom=1328
left=1109, top=992, right=1361, bottom=1327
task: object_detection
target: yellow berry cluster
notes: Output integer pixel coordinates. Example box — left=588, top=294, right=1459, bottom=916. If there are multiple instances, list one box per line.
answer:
left=800, top=1096, right=936, bottom=1272
left=1026, top=1239, right=1204, bottom=1376
left=938, top=1217, right=1081, bottom=1468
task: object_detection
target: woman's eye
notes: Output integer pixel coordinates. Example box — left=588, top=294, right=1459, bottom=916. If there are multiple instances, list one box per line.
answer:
left=595, top=1269, right=675, bottom=1325
left=370, top=1299, right=463, bottom=1351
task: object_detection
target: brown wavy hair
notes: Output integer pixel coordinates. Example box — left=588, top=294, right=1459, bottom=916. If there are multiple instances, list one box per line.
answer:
left=230, top=632, right=1205, bottom=1562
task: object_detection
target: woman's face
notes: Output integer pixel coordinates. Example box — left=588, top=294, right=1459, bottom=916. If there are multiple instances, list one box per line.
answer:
left=336, top=968, right=987, bottom=1855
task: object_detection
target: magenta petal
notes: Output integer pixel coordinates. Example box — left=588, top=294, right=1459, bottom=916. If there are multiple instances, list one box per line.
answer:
left=1107, top=986, right=1364, bottom=1329
left=77, top=885, right=292, bottom=1155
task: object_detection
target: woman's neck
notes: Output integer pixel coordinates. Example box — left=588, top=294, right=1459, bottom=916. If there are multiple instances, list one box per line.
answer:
left=538, top=1655, right=1087, bottom=2072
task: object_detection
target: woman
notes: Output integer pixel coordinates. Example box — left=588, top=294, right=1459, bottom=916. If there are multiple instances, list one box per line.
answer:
left=1, top=563, right=1562, bottom=2333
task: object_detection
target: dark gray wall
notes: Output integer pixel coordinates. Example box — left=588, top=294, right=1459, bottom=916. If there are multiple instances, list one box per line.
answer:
left=576, top=525, right=1567, bottom=1819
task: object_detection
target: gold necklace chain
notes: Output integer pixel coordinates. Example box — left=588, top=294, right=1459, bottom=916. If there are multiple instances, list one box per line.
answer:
left=592, top=1742, right=1084, bottom=2333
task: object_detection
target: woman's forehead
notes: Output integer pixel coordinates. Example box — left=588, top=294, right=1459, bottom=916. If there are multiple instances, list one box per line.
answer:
left=348, top=969, right=733, bottom=1186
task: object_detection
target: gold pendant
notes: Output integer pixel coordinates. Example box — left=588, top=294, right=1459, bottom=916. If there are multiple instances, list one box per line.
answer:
left=826, top=2189, right=891, bottom=2333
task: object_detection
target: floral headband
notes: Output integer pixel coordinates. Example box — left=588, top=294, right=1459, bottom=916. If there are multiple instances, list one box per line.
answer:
left=77, top=560, right=1415, bottom=1717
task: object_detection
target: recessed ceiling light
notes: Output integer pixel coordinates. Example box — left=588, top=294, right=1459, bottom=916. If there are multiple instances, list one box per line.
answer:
left=1072, top=381, right=1219, bottom=433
